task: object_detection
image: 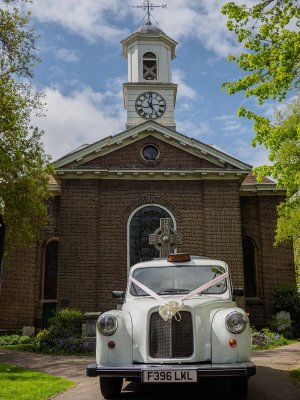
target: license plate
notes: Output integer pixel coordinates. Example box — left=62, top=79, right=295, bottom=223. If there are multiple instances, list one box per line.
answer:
left=142, top=369, right=197, bottom=383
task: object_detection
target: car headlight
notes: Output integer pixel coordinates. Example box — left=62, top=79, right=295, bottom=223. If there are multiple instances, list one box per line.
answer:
left=97, top=314, right=118, bottom=336
left=225, top=311, right=248, bottom=334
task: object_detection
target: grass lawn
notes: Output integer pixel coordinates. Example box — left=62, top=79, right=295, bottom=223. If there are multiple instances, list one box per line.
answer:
left=291, top=368, right=300, bottom=383
left=0, top=363, right=75, bottom=400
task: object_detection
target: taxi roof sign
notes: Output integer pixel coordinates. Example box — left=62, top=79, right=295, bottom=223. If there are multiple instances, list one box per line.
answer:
left=167, top=254, right=191, bottom=263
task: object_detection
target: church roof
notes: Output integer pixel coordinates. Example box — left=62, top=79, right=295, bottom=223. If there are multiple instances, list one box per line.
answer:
left=121, top=26, right=177, bottom=59
left=242, top=173, right=275, bottom=185
left=135, top=21, right=165, bottom=35
left=54, top=120, right=251, bottom=172
left=240, top=172, right=285, bottom=195
left=51, top=122, right=286, bottom=196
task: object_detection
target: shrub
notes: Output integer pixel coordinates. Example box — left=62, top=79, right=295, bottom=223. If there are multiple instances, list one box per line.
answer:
left=36, top=308, right=95, bottom=355
left=48, top=308, right=83, bottom=339
left=252, top=328, right=288, bottom=350
left=38, top=336, right=95, bottom=355
left=273, top=287, right=300, bottom=338
left=0, top=335, right=32, bottom=346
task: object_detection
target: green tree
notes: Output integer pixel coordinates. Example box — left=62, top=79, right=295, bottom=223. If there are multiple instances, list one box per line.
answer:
left=0, top=0, right=51, bottom=254
left=222, top=1, right=299, bottom=103
left=221, top=1, right=300, bottom=244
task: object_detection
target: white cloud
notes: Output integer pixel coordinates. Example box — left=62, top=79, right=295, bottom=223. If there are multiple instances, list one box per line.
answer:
left=28, top=0, right=255, bottom=57
left=55, top=48, right=80, bottom=63
left=32, top=83, right=125, bottom=161
left=236, top=142, right=271, bottom=167
left=29, top=0, right=129, bottom=43
left=215, top=114, right=242, bottom=132
left=177, top=120, right=211, bottom=139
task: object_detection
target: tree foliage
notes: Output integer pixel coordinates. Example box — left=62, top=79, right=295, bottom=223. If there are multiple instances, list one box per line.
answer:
left=222, top=0, right=299, bottom=103
left=222, top=0, right=300, bottom=245
left=0, top=0, right=51, bottom=252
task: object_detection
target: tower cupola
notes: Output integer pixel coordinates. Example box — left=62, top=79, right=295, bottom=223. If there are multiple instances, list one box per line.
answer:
left=122, top=15, right=178, bottom=129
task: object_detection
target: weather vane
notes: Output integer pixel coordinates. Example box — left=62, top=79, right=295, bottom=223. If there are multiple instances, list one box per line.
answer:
left=132, top=0, right=167, bottom=23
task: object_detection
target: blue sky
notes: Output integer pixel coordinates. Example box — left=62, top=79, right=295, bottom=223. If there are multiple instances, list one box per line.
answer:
left=25, top=0, right=275, bottom=166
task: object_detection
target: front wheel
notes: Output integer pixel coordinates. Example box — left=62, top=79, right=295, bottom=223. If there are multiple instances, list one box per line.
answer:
left=230, top=376, right=248, bottom=399
left=99, top=377, right=123, bottom=399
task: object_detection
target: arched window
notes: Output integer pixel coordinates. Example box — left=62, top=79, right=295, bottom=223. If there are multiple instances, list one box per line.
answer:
left=43, top=240, right=59, bottom=300
left=129, top=205, right=175, bottom=266
left=242, top=238, right=257, bottom=297
left=42, top=239, right=58, bottom=328
left=143, top=52, right=157, bottom=80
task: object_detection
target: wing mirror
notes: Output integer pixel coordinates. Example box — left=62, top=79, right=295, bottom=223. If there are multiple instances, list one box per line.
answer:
left=112, top=291, right=125, bottom=300
left=232, top=288, right=245, bottom=299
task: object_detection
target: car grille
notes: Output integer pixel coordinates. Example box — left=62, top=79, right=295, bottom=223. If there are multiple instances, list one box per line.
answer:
left=149, top=311, right=193, bottom=358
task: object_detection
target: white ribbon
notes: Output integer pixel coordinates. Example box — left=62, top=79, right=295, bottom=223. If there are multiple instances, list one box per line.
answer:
left=129, top=271, right=228, bottom=322
left=129, top=276, right=165, bottom=304
left=181, top=272, right=229, bottom=300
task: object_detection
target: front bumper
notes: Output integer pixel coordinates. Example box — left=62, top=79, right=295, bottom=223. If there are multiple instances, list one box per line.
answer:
left=86, top=362, right=256, bottom=379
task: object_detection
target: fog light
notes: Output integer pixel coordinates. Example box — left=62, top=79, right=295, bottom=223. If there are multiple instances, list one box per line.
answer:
left=229, top=339, right=237, bottom=347
left=108, top=341, right=115, bottom=349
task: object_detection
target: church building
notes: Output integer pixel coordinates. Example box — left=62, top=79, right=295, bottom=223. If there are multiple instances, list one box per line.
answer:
left=0, top=18, right=296, bottom=332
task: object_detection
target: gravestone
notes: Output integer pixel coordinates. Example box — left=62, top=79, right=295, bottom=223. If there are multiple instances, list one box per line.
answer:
left=22, top=326, right=35, bottom=337
left=83, top=312, right=102, bottom=338
left=276, top=311, right=292, bottom=337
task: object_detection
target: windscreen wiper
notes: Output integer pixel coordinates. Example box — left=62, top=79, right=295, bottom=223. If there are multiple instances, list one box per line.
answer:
left=157, top=288, right=190, bottom=294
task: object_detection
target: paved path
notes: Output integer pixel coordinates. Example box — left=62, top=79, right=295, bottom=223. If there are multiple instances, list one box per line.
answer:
left=1, top=342, right=300, bottom=399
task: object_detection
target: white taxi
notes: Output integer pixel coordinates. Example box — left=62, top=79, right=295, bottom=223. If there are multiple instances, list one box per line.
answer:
left=86, top=254, right=255, bottom=399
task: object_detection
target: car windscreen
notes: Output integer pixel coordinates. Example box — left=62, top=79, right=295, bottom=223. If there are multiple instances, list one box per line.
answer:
left=129, top=265, right=227, bottom=296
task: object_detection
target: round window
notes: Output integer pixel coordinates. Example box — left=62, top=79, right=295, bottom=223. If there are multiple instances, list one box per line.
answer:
left=142, top=145, right=159, bottom=161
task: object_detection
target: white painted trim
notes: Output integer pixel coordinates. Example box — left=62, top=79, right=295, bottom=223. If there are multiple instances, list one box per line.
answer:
left=126, top=204, right=177, bottom=273
left=53, top=121, right=251, bottom=171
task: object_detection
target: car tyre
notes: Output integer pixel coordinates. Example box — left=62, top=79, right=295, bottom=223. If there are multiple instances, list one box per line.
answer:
left=99, top=377, right=123, bottom=399
left=230, top=376, right=248, bottom=398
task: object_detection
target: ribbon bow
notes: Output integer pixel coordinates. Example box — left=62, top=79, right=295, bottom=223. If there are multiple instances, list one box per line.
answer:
left=159, top=300, right=184, bottom=322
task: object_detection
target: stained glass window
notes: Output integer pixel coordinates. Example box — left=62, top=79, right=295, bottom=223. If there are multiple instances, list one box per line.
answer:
left=242, top=238, right=257, bottom=297
left=43, top=241, right=58, bottom=300
left=130, top=206, right=173, bottom=266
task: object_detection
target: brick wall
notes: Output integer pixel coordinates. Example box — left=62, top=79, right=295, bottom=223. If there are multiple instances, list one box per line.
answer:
left=72, top=136, right=220, bottom=170
left=1, top=178, right=295, bottom=332
left=0, top=195, right=60, bottom=332
left=57, top=178, right=244, bottom=313
left=58, top=180, right=99, bottom=311
left=240, top=195, right=295, bottom=327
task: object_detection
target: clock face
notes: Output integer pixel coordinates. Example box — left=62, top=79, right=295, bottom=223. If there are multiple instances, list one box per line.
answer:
left=135, top=92, right=166, bottom=120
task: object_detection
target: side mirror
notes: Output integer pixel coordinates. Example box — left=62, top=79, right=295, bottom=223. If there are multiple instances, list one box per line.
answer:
left=233, top=288, right=245, bottom=298
left=112, top=291, right=125, bottom=299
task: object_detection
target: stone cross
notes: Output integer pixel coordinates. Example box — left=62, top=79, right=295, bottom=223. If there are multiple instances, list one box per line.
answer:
left=149, top=218, right=182, bottom=257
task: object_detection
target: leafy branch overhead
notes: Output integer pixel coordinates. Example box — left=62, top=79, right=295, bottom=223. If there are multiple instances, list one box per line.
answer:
left=222, top=1, right=300, bottom=245
left=0, top=0, right=52, bottom=253
left=222, top=0, right=300, bottom=103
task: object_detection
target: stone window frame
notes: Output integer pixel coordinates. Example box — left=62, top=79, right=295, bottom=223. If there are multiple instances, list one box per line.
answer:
left=140, top=144, right=160, bottom=162
left=41, top=237, right=59, bottom=304
left=126, top=204, right=176, bottom=272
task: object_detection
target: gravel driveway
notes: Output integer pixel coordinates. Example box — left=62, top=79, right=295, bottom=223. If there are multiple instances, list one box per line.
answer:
left=1, top=342, right=300, bottom=399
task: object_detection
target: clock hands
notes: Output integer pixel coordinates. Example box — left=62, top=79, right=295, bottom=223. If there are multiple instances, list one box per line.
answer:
left=135, top=91, right=166, bottom=120
left=148, top=92, right=153, bottom=107
left=147, top=92, right=158, bottom=116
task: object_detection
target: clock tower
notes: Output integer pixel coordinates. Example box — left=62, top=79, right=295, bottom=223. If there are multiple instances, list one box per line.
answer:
left=122, top=20, right=178, bottom=129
